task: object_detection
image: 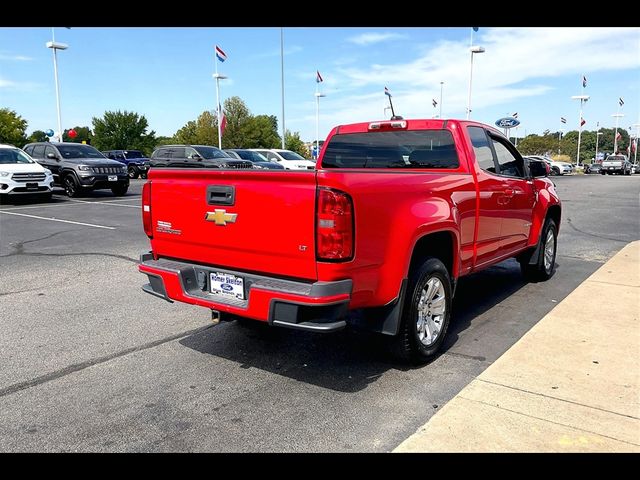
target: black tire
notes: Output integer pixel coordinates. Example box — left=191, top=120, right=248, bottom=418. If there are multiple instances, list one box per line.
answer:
left=127, top=166, right=139, bottom=179
left=521, top=218, right=557, bottom=282
left=64, top=174, right=80, bottom=198
left=601, top=171, right=606, bottom=175
left=392, top=258, right=453, bottom=363
left=111, top=184, right=128, bottom=196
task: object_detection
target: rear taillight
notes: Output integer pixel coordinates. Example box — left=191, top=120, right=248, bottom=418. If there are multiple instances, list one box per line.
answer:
left=316, top=188, right=354, bottom=261
left=142, top=181, right=152, bottom=238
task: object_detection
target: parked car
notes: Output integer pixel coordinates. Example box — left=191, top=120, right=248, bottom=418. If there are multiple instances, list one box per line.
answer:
left=149, top=145, right=253, bottom=169
left=224, top=149, right=285, bottom=169
left=525, top=155, right=573, bottom=175
left=103, top=149, right=150, bottom=179
left=139, top=118, right=560, bottom=363
left=601, top=154, right=632, bottom=175
left=584, top=163, right=603, bottom=174
left=249, top=149, right=316, bottom=170
left=0, top=144, right=54, bottom=201
left=23, top=142, right=129, bottom=197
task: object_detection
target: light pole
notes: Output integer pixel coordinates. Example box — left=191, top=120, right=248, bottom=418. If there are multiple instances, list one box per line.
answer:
left=595, top=131, right=603, bottom=162
left=315, top=92, right=326, bottom=159
left=612, top=113, right=624, bottom=154
left=280, top=28, right=286, bottom=149
left=439, top=81, right=443, bottom=119
left=633, top=123, right=640, bottom=165
left=46, top=28, right=68, bottom=143
left=571, top=94, right=589, bottom=165
left=213, top=73, right=227, bottom=149
left=466, top=46, right=485, bottom=120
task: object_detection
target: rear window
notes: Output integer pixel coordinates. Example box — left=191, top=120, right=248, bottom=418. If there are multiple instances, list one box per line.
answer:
left=321, top=130, right=459, bottom=169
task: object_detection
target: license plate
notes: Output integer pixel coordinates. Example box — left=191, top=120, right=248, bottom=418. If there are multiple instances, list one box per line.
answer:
left=609, top=167, right=614, bottom=170
left=210, top=272, right=245, bottom=300
left=108, top=175, right=117, bottom=181
left=26, top=182, right=38, bottom=190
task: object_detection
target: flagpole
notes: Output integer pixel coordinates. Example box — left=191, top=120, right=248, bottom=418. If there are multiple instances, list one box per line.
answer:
left=576, top=98, right=584, bottom=166
left=215, top=54, right=222, bottom=149
left=280, top=28, right=286, bottom=149
left=439, top=81, right=443, bottom=118
left=315, top=79, right=320, bottom=158
left=614, top=102, right=621, bottom=153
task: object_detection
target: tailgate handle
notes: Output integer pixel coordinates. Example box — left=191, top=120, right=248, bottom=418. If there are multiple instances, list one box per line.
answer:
left=207, top=185, right=235, bottom=206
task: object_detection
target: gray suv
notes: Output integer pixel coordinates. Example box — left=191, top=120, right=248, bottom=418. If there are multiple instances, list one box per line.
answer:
left=150, top=145, right=253, bottom=169
left=23, top=142, right=129, bottom=197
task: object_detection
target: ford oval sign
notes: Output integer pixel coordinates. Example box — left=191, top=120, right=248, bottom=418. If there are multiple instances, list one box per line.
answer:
left=221, top=283, right=234, bottom=292
left=495, top=117, right=520, bottom=128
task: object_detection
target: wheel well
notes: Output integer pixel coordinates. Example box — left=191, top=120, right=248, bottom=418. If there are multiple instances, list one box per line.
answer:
left=547, top=205, right=561, bottom=228
left=409, top=231, right=455, bottom=279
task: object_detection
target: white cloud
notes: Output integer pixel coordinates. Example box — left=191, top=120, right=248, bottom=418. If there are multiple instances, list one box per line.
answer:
left=0, top=76, right=43, bottom=91
left=0, top=77, right=18, bottom=88
left=289, top=27, right=640, bottom=140
left=0, top=53, right=33, bottom=61
left=347, top=32, right=407, bottom=46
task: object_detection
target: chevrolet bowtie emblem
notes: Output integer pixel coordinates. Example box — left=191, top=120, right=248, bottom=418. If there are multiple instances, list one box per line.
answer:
left=205, top=209, right=238, bottom=226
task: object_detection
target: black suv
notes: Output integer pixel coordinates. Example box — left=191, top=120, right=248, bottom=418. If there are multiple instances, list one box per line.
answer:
left=150, top=145, right=253, bottom=169
left=23, top=142, right=129, bottom=197
left=102, top=149, right=150, bottom=179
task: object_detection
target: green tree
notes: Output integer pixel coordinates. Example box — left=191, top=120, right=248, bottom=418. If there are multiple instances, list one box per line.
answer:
left=174, top=110, right=217, bottom=146
left=63, top=126, right=93, bottom=144
left=517, top=134, right=558, bottom=156
left=27, top=130, right=49, bottom=143
left=241, top=115, right=281, bottom=148
left=155, top=135, right=175, bottom=146
left=92, top=110, right=157, bottom=155
left=0, top=108, right=28, bottom=147
left=284, top=130, right=309, bottom=158
left=221, top=96, right=252, bottom=148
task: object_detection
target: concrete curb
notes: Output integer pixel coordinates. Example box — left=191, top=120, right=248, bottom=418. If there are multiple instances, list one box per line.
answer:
left=394, top=241, right=640, bottom=452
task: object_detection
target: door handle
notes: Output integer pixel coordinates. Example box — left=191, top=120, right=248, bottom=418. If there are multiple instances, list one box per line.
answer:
left=503, top=188, right=514, bottom=197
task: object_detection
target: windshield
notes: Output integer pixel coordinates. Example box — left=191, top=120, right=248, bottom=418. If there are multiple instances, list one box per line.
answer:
left=235, top=150, right=269, bottom=162
left=278, top=151, right=307, bottom=161
left=194, top=146, right=230, bottom=159
left=605, top=155, right=625, bottom=161
left=124, top=150, right=143, bottom=159
left=322, top=130, right=460, bottom=169
left=58, top=145, right=106, bottom=159
left=0, top=148, right=35, bottom=164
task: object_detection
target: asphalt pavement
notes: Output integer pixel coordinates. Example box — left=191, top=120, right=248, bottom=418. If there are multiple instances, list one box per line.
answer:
left=0, top=174, right=638, bottom=452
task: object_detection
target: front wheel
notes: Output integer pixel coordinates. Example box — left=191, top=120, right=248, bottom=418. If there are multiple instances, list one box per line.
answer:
left=127, top=166, right=139, bottom=179
left=521, top=218, right=557, bottom=282
left=392, top=257, right=452, bottom=363
left=111, top=184, right=128, bottom=196
left=64, top=175, right=80, bottom=198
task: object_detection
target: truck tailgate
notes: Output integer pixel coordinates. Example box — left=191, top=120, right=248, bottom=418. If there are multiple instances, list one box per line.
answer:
left=148, top=169, right=318, bottom=280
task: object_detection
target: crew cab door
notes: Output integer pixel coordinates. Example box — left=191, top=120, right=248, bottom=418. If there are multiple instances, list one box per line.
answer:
left=486, top=133, right=535, bottom=255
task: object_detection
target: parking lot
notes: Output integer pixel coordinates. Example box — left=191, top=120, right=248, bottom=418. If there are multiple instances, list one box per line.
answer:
left=0, top=174, right=638, bottom=452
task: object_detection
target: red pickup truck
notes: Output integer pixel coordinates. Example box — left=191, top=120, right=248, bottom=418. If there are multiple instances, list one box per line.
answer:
left=139, top=119, right=560, bottom=362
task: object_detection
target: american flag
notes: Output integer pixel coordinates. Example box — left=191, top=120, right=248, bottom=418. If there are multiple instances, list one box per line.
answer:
left=384, top=86, right=391, bottom=97
left=512, top=112, right=518, bottom=118
left=432, top=99, right=437, bottom=108
left=619, top=97, right=624, bottom=106
left=215, top=45, right=227, bottom=63
left=218, top=103, right=226, bottom=135
left=580, top=118, right=586, bottom=127
left=316, top=70, right=323, bottom=83
left=560, top=117, right=567, bottom=124
left=582, top=75, right=587, bottom=88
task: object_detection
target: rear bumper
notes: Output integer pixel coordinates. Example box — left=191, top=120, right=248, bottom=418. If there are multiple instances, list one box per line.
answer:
left=139, top=253, right=352, bottom=333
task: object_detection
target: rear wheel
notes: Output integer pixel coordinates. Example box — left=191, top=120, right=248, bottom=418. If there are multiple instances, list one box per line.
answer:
left=111, top=184, right=128, bottom=196
left=550, top=167, right=559, bottom=176
left=521, top=218, right=557, bottom=281
left=391, top=257, right=452, bottom=363
left=127, top=166, right=139, bottom=179
left=64, top=175, right=80, bottom=198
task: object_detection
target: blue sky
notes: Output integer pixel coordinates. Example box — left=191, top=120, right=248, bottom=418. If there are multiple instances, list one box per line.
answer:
left=1, top=27, right=639, bottom=142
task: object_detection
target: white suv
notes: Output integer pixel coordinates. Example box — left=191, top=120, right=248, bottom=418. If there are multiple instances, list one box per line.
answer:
left=0, top=144, right=54, bottom=200
left=250, top=149, right=316, bottom=170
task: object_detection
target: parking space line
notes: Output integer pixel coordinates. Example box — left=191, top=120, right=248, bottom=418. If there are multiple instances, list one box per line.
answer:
left=67, top=199, right=141, bottom=209
left=0, top=211, right=116, bottom=229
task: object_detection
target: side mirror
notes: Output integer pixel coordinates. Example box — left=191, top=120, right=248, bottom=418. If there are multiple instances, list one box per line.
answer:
left=46, top=153, right=58, bottom=160
left=528, top=160, right=548, bottom=178
left=191, top=153, right=202, bottom=160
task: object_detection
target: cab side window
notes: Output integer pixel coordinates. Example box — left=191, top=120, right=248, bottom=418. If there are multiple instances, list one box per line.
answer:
left=44, top=145, right=57, bottom=159
left=489, top=136, right=525, bottom=178
left=467, top=126, right=497, bottom=173
left=32, top=145, right=46, bottom=159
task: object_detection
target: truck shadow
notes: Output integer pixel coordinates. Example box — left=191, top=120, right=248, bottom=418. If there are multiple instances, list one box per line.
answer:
left=179, top=258, right=554, bottom=393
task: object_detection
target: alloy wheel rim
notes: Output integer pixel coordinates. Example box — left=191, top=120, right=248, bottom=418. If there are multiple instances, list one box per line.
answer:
left=416, top=277, right=446, bottom=347
left=544, top=229, right=555, bottom=272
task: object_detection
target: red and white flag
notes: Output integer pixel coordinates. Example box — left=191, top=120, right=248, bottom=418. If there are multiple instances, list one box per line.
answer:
left=218, top=103, right=226, bottom=136
left=615, top=132, right=622, bottom=141
left=215, top=45, right=227, bottom=63
left=580, top=118, right=586, bottom=127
